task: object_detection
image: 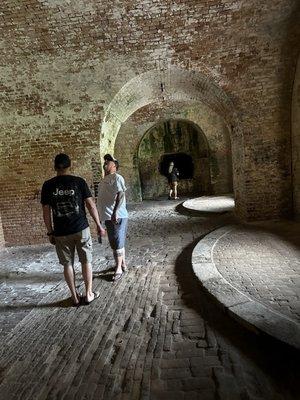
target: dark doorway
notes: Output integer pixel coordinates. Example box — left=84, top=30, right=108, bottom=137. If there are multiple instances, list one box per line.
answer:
left=159, top=153, right=194, bottom=179
left=137, top=119, right=211, bottom=199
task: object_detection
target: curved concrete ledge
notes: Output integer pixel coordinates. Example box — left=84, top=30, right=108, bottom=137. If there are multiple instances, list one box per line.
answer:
left=183, top=195, right=235, bottom=213
left=192, top=225, right=300, bottom=350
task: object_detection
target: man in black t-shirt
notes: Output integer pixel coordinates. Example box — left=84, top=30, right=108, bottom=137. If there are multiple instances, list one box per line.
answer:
left=41, top=153, right=106, bottom=306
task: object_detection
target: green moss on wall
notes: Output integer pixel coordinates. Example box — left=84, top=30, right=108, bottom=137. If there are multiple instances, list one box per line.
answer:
left=138, top=119, right=211, bottom=199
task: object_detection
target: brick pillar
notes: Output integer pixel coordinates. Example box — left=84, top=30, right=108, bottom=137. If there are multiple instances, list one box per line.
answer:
left=292, top=56, right=300, bottom=219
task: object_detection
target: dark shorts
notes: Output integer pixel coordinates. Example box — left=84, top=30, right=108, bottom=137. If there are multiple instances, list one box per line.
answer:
left=105, top=218, right=128, bottom=250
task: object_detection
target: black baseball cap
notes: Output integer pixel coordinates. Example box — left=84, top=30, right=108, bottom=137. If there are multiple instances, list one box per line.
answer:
left=54, top=153, right=71, bottom=169
left=104, top=153, right=119, bottom=169
left=104, top=153, right=114, bottom=161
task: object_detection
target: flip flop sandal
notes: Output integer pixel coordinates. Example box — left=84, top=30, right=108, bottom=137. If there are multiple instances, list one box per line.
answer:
left=72, top=292, right=82, bottom=307
left=84, top=291, right=100, bottom=305
left=112, top=272, right=123, bottom=282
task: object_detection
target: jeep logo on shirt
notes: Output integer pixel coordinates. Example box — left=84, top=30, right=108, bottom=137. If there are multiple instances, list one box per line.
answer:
left=53, top=188, right=75, bottom=196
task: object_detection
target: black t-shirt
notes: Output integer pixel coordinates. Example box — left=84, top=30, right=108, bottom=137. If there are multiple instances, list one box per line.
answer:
left=168, top=168, right=179, bottom=183
left=41, top=175, right=92, bottom=236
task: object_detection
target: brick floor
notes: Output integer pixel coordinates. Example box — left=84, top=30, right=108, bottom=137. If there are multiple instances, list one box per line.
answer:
left=0, top=201, right=299, bottom=399
left=213, top=221, right=300, bottom=322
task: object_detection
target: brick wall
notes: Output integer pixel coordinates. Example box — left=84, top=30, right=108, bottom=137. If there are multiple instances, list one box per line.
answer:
left=0, top=0, right=299, bottom=245
left=292, top=55, right=300, bottom=219
left=0, top=131, right=99, bottom=245
left=0, top=213, right=5, bottom=249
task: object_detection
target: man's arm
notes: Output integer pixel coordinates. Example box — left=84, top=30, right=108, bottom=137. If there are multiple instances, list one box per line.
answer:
left=42, top=205, right=55, bottom=244
left=42, top=205, right=53, bottom=233
left=111, top=191, right=125, bottom=224
left=85, top=197, right=106, bottom=236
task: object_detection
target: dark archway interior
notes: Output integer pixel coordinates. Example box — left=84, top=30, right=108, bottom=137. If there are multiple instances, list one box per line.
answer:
left=138, top=119, right=211, bottom=199
left=159, top=153, right=194, bottom=179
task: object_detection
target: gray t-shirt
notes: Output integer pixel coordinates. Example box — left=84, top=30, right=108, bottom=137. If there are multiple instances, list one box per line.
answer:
left=97, top=173, right=128, bottom=221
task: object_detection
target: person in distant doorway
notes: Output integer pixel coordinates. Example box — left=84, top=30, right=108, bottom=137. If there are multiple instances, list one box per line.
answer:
left=41, top=153, right=106, bottom=306
left=97, top=154, right=128, bottom=282
left=167, top=161, right=180, bottom=200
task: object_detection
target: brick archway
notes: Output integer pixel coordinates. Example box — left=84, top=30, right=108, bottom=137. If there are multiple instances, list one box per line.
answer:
left=114, top=106, right=233, bottom=203
left=102, top=67, right=244, bottom=216
left=101, top=67, right=237, bottom=150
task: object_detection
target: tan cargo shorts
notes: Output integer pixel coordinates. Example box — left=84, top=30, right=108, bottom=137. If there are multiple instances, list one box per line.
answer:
left=55, top=227, right=93, bottom=266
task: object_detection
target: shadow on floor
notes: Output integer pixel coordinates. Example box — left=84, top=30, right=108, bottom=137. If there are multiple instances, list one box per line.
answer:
left=93, top=266, right=116, bottom=282
left=175, top=238, right=300, bottom=400
left=0, top=297, right=79, bottom=310
left=0, top=273, right=63, bottom=283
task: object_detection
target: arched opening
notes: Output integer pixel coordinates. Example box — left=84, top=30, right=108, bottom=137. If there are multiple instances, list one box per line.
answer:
left=137, top=119, right=212, bottom=200
left=114, top=103, right=233, bottom=203
left=159, top=153, right=194, bottom=180
left=104, top=67, right=244, bottom=215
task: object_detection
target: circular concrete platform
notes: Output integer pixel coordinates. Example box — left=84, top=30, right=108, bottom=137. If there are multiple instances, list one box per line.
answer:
left=191, top=224, right=300, bottom=350
left=183, top=195, right=235, bottom=213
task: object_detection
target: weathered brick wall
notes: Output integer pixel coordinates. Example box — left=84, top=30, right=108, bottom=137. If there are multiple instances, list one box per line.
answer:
left=292, top=55, right=300, bottom=219
left=0, top=213, right=5, bottom=249
left=0, top=0, right=299, bottom=245
left=0, top=131, right=99, bottom=245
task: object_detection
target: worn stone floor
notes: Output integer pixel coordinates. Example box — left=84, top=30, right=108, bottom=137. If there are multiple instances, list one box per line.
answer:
left=213, top=222, right=300, bottom=323
left=0, top=200, right=299, bottom=400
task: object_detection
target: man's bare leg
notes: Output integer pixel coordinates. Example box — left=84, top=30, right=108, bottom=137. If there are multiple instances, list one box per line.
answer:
left=122, top=249, right=127, bottom=271
left=112, top=248, right=126, bottom=280
left=174, top=183, right=178, bottom=199
left=82, top=262, right=94, bottom=302
left=64, top=264, right=80, bottom=304
left=114, top=251, right=123, bottom=273
left=113, top=250, right=127, bottom=272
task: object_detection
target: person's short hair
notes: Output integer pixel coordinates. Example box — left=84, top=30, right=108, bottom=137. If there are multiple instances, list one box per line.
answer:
left=104, top=154, right=119, bottom=170
left=104, top=153, right=114, bottom=161
left=54, top=153, right=71, bottom=169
